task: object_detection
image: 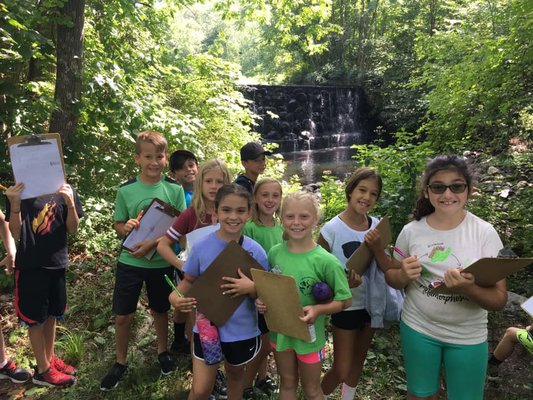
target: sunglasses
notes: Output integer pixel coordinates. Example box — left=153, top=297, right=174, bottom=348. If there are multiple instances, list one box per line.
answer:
left=427, top=182, right=468, bottom=194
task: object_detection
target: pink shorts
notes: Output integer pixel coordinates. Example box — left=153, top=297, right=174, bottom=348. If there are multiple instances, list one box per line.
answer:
left=270, top=342, right=326, bottom=364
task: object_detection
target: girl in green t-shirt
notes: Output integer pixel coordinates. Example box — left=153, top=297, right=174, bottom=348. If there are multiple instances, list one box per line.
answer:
left=260, top=192, right=352, bottom=400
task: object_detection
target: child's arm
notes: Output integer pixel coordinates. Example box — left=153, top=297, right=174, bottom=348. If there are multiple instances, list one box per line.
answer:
left=220, top=268, right=256, bottom=298
left=157, top=236, right=184, bottom=270
left=443, top=269, right=507, bottom=311
left=365, top=228, right=392, bottom=272
left=169, top=274, right=197, bottom=312
left=385, top=255, right=422, bottom=289
left=4, top=183, right=24, bottom=241
left=300, top=300, right=346, bottom=324
left=317, top=234, right=331, bottom=252
left=58, top=184, right=80, bottom=234
left=0, top=211, right=16, bottom=274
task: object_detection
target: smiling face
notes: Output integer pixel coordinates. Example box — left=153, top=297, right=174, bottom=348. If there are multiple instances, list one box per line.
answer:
left=242, top=156, right=267, bottom=178
left=347, top=178, right=380, bottom=216
left=202, top=169, right=226, bottom=203
left=215, top=193, right=251, bottom=240
left=135, top=142, right=167, bottom=184
left=255, top=182, right=282, bottom=219
left=426, top=170, right=469, bottom=217
left=171, top=159, right=198, bottom=186
left=281, top=198, right=318, bottom=243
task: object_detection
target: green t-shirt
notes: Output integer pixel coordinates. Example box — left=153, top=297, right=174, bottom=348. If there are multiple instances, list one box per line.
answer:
left=114, top=176, right=186, bottom=268
left=267, top=243, right=351, bottom=354
left=242, top=220, right=284, bottom=253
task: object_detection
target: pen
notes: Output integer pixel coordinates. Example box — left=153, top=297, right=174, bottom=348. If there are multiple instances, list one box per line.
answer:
left=0, top=183, right=7, bottom=191
left=136, top=210, right=144, bottom=221
left=164, top=274, right=183, bottom=298
left=392, top=246, right=432, bottom=278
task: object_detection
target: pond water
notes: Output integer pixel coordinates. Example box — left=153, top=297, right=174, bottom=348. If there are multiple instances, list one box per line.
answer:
left=281, top=146, right=361, bottom=185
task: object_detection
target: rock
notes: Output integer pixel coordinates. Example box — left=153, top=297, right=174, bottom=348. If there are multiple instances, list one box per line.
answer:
left=503, top=291, right=528, bottom=319
left=488, top=166, right=501, bottom=175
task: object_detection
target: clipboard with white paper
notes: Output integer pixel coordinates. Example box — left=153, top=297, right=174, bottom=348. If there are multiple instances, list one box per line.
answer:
left=122, top=198, right=181, bottom=260
left=7, top=133, right=66, bottom=200
left=520, top=296, right=533, bottom=318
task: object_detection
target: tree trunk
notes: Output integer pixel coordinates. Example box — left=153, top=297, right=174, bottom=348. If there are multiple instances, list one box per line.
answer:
left=49, top=0, right=85, bottom=147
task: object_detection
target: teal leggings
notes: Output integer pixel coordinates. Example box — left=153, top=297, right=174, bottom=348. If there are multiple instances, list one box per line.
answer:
left=400, top=321, right=488, bottom=400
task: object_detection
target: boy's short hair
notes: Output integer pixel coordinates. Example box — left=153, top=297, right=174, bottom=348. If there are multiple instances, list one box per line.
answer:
left=135, top=131, right=168, bottom=154
left=169, top=150, right=198, bottom=171
left=240, top=142, right=272, bottom=161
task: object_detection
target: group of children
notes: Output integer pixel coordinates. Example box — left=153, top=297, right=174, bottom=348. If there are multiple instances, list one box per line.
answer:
left=0, top=129, right=530, bottom=400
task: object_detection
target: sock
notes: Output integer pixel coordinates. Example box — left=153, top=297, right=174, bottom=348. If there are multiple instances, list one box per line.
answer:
left=174, top=322, right=187, bottom=343
left=341, top=383, right=356, bottom=400
left=0, top=359, right=7, bottom=368
left=488, top=354, right=502, bottom=366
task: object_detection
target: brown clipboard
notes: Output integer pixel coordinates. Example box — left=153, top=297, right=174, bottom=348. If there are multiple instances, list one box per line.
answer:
left=251, top=269, right=312, bottom=341
left=431, top=257, right=533, bottom=294
left=7, top=133, right=66, bottom=199
left=345, top=216, right=392, bottom=274
left=187, top=240, right=264, bottom=327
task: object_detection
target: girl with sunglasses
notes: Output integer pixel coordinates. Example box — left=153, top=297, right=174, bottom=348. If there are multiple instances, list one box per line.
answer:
left=386, top=155, right=507, bottom=400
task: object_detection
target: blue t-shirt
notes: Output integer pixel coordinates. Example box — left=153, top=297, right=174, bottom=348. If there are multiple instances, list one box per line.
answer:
left=184, top=231, right=268, bottom=342
left=184, top=189, right=193, bottom=207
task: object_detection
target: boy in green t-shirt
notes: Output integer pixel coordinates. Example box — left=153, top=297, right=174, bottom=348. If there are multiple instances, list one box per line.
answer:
left=100, top=131, right=186, bottom=391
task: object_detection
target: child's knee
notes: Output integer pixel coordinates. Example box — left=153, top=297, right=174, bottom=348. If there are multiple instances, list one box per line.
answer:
left=505, top=327, right=519, bottom=340
left=115, top=314, right=134, bottom=327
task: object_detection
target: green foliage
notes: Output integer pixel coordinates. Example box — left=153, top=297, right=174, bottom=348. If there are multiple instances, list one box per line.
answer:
left=55, top=326, right=85, bottom=366
left=319, top=175, right=345, bottom=223
left=352, top=131, right=434, bottom=238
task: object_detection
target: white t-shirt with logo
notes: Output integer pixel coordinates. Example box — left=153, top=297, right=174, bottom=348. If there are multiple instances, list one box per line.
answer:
left=395, top=212, right=503, bottom=345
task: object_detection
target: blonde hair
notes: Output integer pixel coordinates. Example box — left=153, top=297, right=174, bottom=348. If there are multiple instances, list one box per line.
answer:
left=280, top=192, right=320, bottom=241
left=251, top=178, right=282, bottom=226
left=191, top=159, right=232, bottom=224
left=135, top=130, right=168, bottom=154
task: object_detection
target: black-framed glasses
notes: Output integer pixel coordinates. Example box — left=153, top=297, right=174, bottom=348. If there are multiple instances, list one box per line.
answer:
left=427, top=182, right=468, bottom=194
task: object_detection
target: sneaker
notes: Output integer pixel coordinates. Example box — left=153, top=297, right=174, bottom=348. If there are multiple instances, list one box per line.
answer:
left=243, top=387, right=255, bottom=400
left=50, top=355, right=77, bottom=375
left=255, top=376, right=277, bottom=395
left=158, top=351, right=176, bottom=375
left=0, top=359, right=31, bottom=384
left=100, top=362, right=127, bottom=391
left=212, top=369, right=228, bottom=399
left=517, top=329, right=533, bottom=355
left=170, top=339, right=191, bottom=355
left=33, top=366, right=75, bottom=387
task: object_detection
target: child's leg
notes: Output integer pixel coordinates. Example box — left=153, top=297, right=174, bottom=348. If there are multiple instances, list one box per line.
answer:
left=188, top=356, right=219, bottom=400
left=274, top=349, right=299, bottom=400
left=115, top=313, right=135, bottom=365
left=298, top=358, right=324, bottom=400
left=152, top=311, right=169, bottom=355
left=493, top=327, right=520, bottom=362
left=225, top=362, right=246, bottom=399
left=442, top=340, right=487, bottom=400
left=242, top=332, right=270, bottom=389
left=0, top=323, right=6, bottom=363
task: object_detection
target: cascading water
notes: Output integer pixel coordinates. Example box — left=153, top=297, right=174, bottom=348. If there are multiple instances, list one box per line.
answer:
left=241, top=85, right=369, bottom=184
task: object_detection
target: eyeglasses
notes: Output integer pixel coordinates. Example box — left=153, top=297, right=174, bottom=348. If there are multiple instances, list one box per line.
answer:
left=427, top=182, right=468, bottom=194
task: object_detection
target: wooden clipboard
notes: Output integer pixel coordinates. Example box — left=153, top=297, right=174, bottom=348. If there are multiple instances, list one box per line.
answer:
left=7, top=133, right=66, bottom=199
left=431, top=257, right=533, bottom=294
left=251, top=269, right=312, bottom=341
left=122, top=198, right=180, bottom=260
left=520, top=296, right=533, bottom=318
left=346, top=216, right=392, bottom=274
left=187, top=240, right=264, bottom=327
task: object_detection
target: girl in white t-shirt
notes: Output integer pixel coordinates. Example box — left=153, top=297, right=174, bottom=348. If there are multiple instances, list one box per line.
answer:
left=386, top=155, right=507, bottom=400
left=319, top=167, right=392, bottom=400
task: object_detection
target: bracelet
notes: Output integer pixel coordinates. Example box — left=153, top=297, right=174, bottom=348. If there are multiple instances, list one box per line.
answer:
left=10, top=209, right=20, bottom=214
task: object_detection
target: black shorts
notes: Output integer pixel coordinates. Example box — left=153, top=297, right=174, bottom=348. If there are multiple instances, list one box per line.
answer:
left=112, top=262, right=173, bottom=315
left=331, top=309, right=371, bottom=331
left=14, top=269, right=66, bottom=327
left=258, top=313, right=269, bottom=334
left=193, top=333, right=261, bottom=366
left=174, top=268, right=185, bottom=283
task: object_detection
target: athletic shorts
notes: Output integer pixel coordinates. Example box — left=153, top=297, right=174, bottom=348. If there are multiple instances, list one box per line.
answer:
left=331, top=309, right=371, bottom=330
left=193, top=332, right=261, bottom=366
left=112, top=262, right=173, bottom=315
left=14, top=269, right=66, bottom=327
left=400, top=321, right=487, bottom=400
left=270, top=342, right=326, bottom=364
left=258, top=313, right=269, bottom=334
left=173, top=268, right=185, bottom=283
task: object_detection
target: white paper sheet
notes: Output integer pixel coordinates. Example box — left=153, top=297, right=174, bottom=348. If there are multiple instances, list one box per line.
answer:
left=521, top=296, right=533, bottom=318
left=9, top=139, right=65, bottom=199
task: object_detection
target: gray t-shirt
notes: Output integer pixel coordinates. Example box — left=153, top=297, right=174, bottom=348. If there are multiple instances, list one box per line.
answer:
left=395, top=212, right=503, bottom=345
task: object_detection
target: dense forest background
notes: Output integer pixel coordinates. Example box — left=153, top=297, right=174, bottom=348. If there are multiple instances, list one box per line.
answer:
left=0, top=0, right=531, bottom=399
